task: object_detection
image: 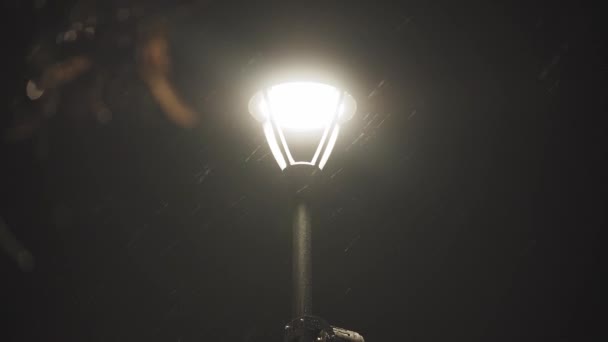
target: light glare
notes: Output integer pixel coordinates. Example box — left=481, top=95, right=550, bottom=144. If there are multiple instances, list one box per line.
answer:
left=248, top=80, right=356, bottom=170
left=318, top=125, right=340, bottom=169
left=265, top=82, right=341, bottom=131
left=263, top=122, right=288, bottom=170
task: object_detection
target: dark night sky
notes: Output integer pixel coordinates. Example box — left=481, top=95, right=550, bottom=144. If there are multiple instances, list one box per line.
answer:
left=1, top=1, right=605, bottom=341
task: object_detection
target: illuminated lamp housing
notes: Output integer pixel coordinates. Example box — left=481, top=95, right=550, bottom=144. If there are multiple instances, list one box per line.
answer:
left=248, top=81, right=356, bottom=171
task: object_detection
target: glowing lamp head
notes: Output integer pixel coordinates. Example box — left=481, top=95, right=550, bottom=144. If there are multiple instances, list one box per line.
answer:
left=249, top=81, right=356, bottom=171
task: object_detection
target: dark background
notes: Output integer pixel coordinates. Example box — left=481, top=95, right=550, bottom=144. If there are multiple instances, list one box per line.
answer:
left=1, top=1, right=605, bottom=341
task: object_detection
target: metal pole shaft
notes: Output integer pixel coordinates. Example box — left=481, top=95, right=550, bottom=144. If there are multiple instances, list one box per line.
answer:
left=292, top=199, right=312, bottom=318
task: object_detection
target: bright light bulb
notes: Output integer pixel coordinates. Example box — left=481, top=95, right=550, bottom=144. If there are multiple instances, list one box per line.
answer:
left=265, top=82, right=341, bottom=131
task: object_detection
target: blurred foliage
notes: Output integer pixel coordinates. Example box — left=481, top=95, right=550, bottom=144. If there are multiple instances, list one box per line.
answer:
left=5, top=0, right=206, bottom=145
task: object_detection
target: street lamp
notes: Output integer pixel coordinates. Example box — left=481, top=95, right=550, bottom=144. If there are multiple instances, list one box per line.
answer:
left=248, top=81, right=356, bottom=170
left=249, top=80, right=364, bottom=342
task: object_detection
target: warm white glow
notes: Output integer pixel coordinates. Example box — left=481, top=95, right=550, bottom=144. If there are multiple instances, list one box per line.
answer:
left=248, top=80, right=357, bottom=170
left=259, top=99, right=270, bottom=119
left=310, top=123, right=332, bottom=166
left=319, top=125, right=340, bottom=169
left=263, top=122, right=287, bottom=170
left=264, top=82, right=341, bottom=131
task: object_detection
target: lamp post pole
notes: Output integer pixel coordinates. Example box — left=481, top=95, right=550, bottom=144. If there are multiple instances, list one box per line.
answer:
left=292, top=198, right=313, bottom=318
left=283, top=167, right=364, bottom=342
left=285, top=179, right=364, bottom=342
left=284, top=165, right=325, bottom=342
